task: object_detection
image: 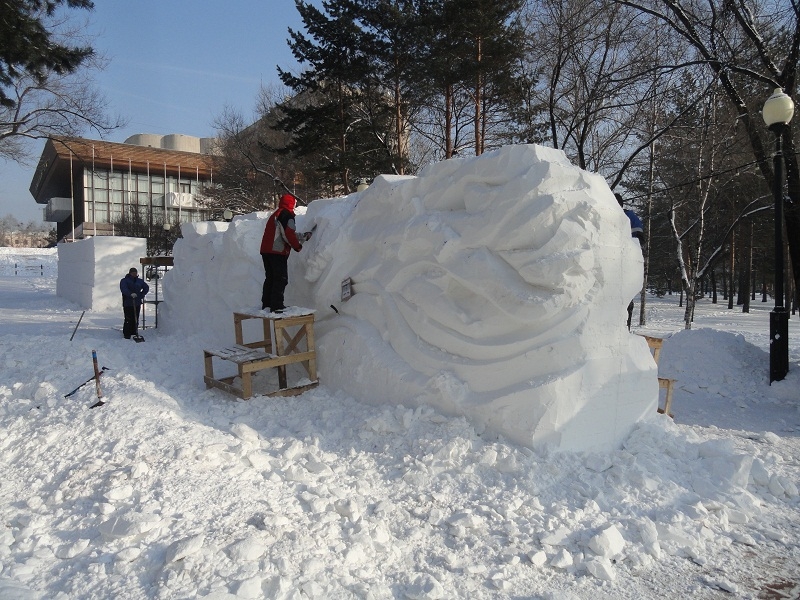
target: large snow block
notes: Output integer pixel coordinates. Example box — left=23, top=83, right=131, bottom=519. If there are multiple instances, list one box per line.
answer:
left=162, top=144, right=658, bottom=452
left=57, top=237, right=147, bottom=311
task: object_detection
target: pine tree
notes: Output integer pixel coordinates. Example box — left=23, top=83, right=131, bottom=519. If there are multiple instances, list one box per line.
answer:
left=0, top=0, right=94, bottom=107
left=276, top=0, right=396, bottom=194
left=414, top=0, right=525, bottom=156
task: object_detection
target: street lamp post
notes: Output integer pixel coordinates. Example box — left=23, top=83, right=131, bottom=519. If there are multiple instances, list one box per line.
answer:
left=763, top=88, right=795, bottom=383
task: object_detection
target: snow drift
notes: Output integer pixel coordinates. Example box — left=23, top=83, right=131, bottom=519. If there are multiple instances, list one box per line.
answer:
left=162, top=144, right=658, bottom=451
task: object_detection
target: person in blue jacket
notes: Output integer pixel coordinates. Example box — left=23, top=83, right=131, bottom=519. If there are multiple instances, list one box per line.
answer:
left=616, top=193, right=644, bottom=242
left=120, top=267, right=149, bottom=339
left=616, top=193, right=644, bottom=329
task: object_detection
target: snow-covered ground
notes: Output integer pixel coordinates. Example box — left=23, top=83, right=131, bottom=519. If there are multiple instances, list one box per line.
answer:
left=1, top=247, right=799, bottom=599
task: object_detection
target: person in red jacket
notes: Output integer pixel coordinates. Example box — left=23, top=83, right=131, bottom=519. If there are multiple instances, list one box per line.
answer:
left=260, top=193, right=310, bottom=312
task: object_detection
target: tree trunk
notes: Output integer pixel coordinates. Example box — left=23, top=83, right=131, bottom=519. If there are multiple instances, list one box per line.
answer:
left=728, top=230, right=735, bottom=310
left=683, top=279, right=695, bottom=330
left=722, top=259, right=728, bottom=300
left=742, top=219, right=752, bottom=313
left=445, top=84, right=454, bottom=158
left=474, top=35, right=483, bottom=156
left=639, top=140, right=656, bottom=327
left=711, top=269, right=717, bottom=303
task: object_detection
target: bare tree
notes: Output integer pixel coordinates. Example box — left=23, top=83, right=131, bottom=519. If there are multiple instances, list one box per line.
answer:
left=205, top=84, right=325, bottom=215
left=0, top=68, right=124, bottom=162
left=618, top=0, right=800, bottom=318
left=0, top=4, right=124, bottom=162
left=656, top=80, right=774, bottom=328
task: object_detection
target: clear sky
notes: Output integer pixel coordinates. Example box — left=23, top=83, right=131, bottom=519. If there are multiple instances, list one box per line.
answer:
left=0, top=0, right=311, bottom=223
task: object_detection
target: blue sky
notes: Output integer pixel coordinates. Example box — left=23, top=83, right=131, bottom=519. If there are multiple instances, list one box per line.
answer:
left=1, top=0, right=311, bottom=223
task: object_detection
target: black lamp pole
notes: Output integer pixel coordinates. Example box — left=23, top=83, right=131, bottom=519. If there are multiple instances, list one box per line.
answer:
left=769, top=123, right=789, bottom=383
left=763, top=88, right=794, bottom=383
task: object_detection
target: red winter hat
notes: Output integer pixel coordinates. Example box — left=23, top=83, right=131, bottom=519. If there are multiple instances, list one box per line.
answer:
left=279, top=193, right=296, bottom=211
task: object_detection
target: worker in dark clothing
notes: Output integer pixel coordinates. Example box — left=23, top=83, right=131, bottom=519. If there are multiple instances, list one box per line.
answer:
left=120, top=267, right=149, bottom=339
left=259, top=193, right=311, bottom=312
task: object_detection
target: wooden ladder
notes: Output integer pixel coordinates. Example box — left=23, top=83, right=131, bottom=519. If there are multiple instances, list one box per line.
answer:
left=641, top=335, right=675, bottom=417
left=203, top=310, right=318, bottom=399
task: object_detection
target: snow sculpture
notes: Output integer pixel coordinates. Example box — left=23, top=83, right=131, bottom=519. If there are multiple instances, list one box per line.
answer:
left=294, top=145, right=657, bottom=451
left=163, top=144, right=657, bottom=452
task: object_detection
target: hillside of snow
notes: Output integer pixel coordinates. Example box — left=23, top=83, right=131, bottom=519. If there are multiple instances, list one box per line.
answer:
left=1, top=248, right=799, bottom=599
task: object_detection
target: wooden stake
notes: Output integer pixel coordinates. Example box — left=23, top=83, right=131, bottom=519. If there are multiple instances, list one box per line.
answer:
left=92, top=350, right=103, bottom=399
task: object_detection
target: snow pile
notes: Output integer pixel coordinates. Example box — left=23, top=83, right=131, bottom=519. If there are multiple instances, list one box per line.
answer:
left=162, top=145, right=657, bottom=451
left=1, top=250, right=799, bottom=598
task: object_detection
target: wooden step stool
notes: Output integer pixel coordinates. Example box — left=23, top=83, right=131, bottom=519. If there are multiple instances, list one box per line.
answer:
left=204, top=310, right=318, bottom=399
left=641, top=335, right=676, bottom=417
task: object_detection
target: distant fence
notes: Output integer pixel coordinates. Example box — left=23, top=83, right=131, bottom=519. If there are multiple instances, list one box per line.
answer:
left=0, top=257, right=57, bottom=277
left=15, top=263, right=45, bottom=276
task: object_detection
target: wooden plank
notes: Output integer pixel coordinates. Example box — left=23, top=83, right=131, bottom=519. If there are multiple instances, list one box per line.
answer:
left=203, top=375, right=245, bottom=399
left=305, top=322, right=317, bottom=381
left=281, top=325, right=306, bottom=354
left=241, top=370, right=253, bottom=399
left=642, top=335, right=664, bottom=364
left=233, top=314, right=245, bottom=345
left=205, top=375, right=318, bottom=400
left=276, top=314, right=315, bottom=325
left=205, top=346, right=315, bottom=372
left=264, top=381, right=319, bottom=398
left=262, top=317, right=271, bottom=352
left=204, top=351, right=214, bottom=380
left=204, top=345, right=274, bottom=364
left=233, top=312, right=275, bottom=353
left=637, top=334, right=675, bottom=417
left=241, top=350, right=316, bottom=372
left=658, top=377, right=675, bottom=417
left=241, top=340, right=272, bottom=351
left=274, top=326, right=288, bottom=389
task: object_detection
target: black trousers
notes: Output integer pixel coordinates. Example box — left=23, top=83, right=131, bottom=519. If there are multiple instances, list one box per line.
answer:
left=261, top=253, right=289, bottom=310
left=123, top=305, right=141, bottom=338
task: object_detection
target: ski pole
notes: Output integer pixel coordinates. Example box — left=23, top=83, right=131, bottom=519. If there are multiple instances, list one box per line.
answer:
left=69, top=311, right=85, bottom=341
left=64, top=366, right=108, bottom=398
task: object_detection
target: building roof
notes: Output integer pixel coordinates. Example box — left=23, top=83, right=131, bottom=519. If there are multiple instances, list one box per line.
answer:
left=30, top=136, right=218, bottom=204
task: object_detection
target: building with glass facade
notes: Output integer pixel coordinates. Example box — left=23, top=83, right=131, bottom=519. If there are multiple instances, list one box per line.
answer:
left=29, top=135, right=218, bottom=242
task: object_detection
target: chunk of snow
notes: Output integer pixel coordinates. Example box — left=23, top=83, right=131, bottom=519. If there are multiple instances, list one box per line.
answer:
left=586, top=557, right=616, bottom=581
left=226, top=537, right=267, bottom=562
left=588, top=525, right=625, bottom=558
left=550, top=549, right=573, bottom=569
left=164, top=534, right=204, bottom=564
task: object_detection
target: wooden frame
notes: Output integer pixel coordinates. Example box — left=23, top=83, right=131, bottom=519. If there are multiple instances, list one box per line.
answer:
left=641, top=335, right=676, bottom=418
left=203, top=311, right=318, bottom=399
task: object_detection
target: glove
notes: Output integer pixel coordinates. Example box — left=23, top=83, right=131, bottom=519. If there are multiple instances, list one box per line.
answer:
left=131, top=293, right=137, bottom=299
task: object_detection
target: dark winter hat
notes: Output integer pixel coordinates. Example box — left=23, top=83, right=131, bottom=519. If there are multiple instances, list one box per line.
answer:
left=129, top=268, right=138, bottom=275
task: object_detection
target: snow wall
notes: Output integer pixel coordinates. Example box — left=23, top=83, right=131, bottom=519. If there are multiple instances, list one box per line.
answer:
left=57, top=236, right=147, bottom=311
left=161, top=144, right=658, bottom=451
